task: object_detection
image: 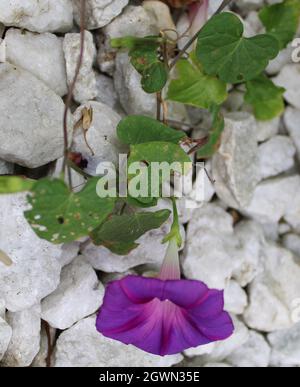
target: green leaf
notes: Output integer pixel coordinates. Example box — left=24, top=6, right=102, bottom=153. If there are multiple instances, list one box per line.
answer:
left=196, top=12, right=279, bottom=84
left=128, top=142, right=192, bottom=178
left=117, top=115, right=186, bottom=145
left=111, top=36, right=162, bottom=50
left=126, top=195, right=158, bottom=208
left=0, top=176, right=35, bottom=194
left=245, top=74, right=285, bottom=121
left=90, top=210, right=171, bottom=255
left=140, top=62, right=168, bottom=93
left=130, top=46, right=159, bottom=73
left=24, top=178, right=115, bottom=244
left=128, top=142, right=192, bottom=201
left=167, top=56, right=228, bottom=109
left=259, top=0, right=300, bottom=49
left=197, top=106, right=225, bottom=159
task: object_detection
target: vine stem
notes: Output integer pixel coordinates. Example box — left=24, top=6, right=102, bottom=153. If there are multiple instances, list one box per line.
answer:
left=62, top=0, right=86, bottom=186
left=169, top=0, right=233, bottom=70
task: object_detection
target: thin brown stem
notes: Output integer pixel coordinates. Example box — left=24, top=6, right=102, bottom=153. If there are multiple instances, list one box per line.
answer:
left=156, top=92, right=162, bottom=121
left=169, top=0, right=233, bottom=70
left=43, top=320, right=53, bottom=368
left=62, top=0, right=86, bottom=186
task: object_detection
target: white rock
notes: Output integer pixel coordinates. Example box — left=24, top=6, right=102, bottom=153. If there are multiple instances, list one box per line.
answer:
left=242, top=175, right=300, bottom=224
left=32, top=324, right=56, bottom=367
left=1, top=304, right=41, bottom=367
left=63, top=31, right=97, bottom=104
left=226, top=331, right=271, bottom=368
left=0, top=63, right=73, bottom=168
left=258, top=136, right=296, bottom=180
left=236, top=0, right=264, bottom=11
left=0, top=317, right=12, bottom=361
left=5, top=28, right=67, bottom=96
left=282, top=233, right=300, bottom=258
left=267, top=41, right=296, bottom=75
left=74, top=0, right=129, bottom=30
left=142, top=1, right=177, bottom=40
left=268, top=323, right=300, bottom=367
left=212, top=112, right=259, bottom=209
left=114, top=52, right=156, bottom=116
left=244, top=243, right=300, bottom=332
left=95, top=73, right=119, bottom=111
left=284, top=181, right=300, bottom=233
left=54, top=316, right=183, bottom=367
left=0, top=37, right=5, bottom=62
left=284, top=107, right=300, bottom=161
left=0, top=194, right=62, bottom=312
left=0, top=160, right=14, bottom=175
left=183, top=204, right=240, bottom=289
left=184, top=343, right=216, bottom=358
left=71, top=101, right=125, bottom=175
left=255, top=117, right=280, bottom=142
left=201, top=317, right=249, bottom=362
left=0, top=298, right=5, bottom=318
left=98, top=5, right=156, bottom=75
left=0, top=0, right=73, bottom=33
left=224, top=280, right=248, bottom=315
left=233, top=220, right=265, bottom=287
left=204, top=362, right=233, bottom=367
left=59, top=242, right=81, bottom=267
left=273, top=64, right=300, bottom=109
left=41, top=257, right=104, bottom=330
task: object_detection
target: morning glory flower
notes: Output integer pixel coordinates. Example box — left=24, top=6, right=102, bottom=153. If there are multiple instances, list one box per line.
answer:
left=96, top=201, right=234, bottom=356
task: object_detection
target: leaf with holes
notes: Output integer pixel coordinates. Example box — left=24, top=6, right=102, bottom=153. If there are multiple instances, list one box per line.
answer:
left=0, top=176, right=35, bottom=194
left=141, top=62, right=168, bottom=93
left=117, top=115, right=186, bottom=145
left=259, top=0, right=300, bottom=49
left=167, top=54, right=228, bottom=109
left=245, top=74, right=285, bottom=121
left=24, top=178, right=115, bottom=244
left=196, top=12, right=279, bottom=84
left=90, top=210, right=171, bottom=255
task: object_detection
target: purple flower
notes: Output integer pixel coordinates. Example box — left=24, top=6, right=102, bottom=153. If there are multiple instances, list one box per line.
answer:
left=96, top=239, right=234, bottom=356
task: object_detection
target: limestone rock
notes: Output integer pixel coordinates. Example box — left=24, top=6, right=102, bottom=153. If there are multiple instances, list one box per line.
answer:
left=268, top=323, right=300, bottom=367
left=73, top=0, right=129, bottom=30
left=1, top=304, right=41, bottom=367
left=212, top=112, right=259, bottom=208
left=273, top=64, right=300, bottom=109
left=0, top=317, right=12, bottom=361
left=0, top=194, right=62, bottom=312
left=258, top=136, right=296, bottom=180
left=5, top=28, right=67, bottom=96
left=0, top=0, right=73, bottom=33
left=226, top=331, right=271, bottom=368
left=0, top=63, right=72, bottom=168
left=54, top=316, right=183, bottom=367
left=41, top=257, right=104, bottom=330
left=284, top=107, right=300, bottom=161
left=244, top=243, right=300, bottom=332
left=63, top=31, right=97, bottom=104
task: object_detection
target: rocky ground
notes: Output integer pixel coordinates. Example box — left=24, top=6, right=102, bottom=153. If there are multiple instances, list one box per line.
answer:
left=0, top=0, right=300, bottom=368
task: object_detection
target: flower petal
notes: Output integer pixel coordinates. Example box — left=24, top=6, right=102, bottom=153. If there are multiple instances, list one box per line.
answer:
left=96, top=275, right=234, bottom=356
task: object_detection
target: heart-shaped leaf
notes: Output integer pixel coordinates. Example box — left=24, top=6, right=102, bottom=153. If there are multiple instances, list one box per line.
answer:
left=90, top=210, right=171, bottom=255
left=117, top=115, right=186, bottom=145
left=167, top=54, right=228, bottom=109
left=25, top=178, right=115, bottom=244
left=259, top=0, right=300, bottom=49
left=245, top=74, right=285, bottom=121
left=196, top=12, right=279, bottom=84
left=140, top=62, right=168, bottom=93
